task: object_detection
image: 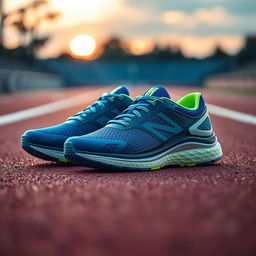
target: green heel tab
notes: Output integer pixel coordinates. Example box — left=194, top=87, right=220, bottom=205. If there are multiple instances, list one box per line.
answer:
left=177, top=92, right=202, bottom=110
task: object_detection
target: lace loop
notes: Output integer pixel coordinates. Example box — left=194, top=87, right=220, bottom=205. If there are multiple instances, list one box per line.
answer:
left=109, top=96, right=164, bottom=127
left=68, top=93, right=124, bottom=122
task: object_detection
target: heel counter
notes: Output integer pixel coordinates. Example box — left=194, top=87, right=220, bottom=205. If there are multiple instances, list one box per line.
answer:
left=198, top=112, right=212, bottom=131
left=189, top=103, right=213, bottom=137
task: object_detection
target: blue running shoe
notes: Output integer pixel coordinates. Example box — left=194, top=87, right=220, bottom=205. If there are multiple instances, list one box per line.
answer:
left=64, top=86, right=223, bottom=170
left=21, top=86, right=133, bottom=163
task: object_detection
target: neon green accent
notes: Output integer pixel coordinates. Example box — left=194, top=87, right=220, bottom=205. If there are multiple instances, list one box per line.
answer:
left=162, top=97, right=172, bottom=101
left=58, top=158, right=68, bottom=163
left=144, top=97, right=163, bottom=103
left=120, top=94, right=133, bottom=100
left=145, top=88, right=153, bottom=96
left=162, top=92, right=202, bottom=110
left=110, top=87, right=133, bottom=100
left=151, top=166, right=161, bottom=170
left=111, top=86, right=122, bottom=94
left=146, top=87, right=158, bottom=96
left=180, top=163, right=196, bottom=167
left=177, top=92, right=201, bottom=110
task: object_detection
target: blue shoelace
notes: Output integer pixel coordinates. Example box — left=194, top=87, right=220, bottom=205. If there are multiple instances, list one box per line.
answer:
left=109, top=96, right=164, bottom=127
left=68, top=93, right=124, bottom=122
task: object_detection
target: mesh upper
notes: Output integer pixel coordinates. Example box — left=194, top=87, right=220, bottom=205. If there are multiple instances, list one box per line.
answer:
left=165, top=109, right=194, bottom=126
left=38, top=123, right=98, bottom=137
left=83, top=126, right=160, bottom=153
left=81, top=108, right=195, bottom=154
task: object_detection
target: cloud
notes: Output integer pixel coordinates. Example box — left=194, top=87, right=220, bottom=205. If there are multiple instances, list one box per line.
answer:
left=130, top=0, right=256, bottom=16
left=162, top=6, right=235, bottom=28
left=194, top=6, right=234, bottom=25
left=48, top=0, right=149, bottom=30
left=177, top=35, right=244, bottom=57
left=7, top=0, right=252, bottom=59
left=162, top=11, right=193, bottom=26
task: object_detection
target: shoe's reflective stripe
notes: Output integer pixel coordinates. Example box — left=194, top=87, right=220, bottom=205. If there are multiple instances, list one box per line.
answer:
left=76, top=142, right=222, bottom=169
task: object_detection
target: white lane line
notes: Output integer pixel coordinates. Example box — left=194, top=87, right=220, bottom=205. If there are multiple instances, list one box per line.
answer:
left=207, top=103, right=256, bottom=125
left=0, top=89, right=255, bottom=126
left=173, top=93, right=256, bottom=125
left=0, top=88, right=106, bottom=126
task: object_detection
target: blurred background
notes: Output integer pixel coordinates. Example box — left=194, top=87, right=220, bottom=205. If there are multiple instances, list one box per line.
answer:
left=0, top=0, right=256, bottom=93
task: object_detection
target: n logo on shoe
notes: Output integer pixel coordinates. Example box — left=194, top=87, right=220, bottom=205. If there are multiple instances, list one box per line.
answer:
left=143, top=113, right=183, bottom=142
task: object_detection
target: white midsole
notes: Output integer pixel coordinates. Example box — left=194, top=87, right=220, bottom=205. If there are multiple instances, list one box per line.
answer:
left=76, top=142, right=222, bottom=169
left=30, top=145, right=66, bottom=161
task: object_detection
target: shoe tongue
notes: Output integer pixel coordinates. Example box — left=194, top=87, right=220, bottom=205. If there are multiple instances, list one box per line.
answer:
left=143, top=85, right=170, bottom=98
left=126, top=86, right=170, bottom=114
left=111, top=85, right=129, bottom=95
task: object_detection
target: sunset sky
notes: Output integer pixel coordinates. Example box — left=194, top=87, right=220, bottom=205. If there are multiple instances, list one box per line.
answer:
left=4, top=0, right=256, bottom=58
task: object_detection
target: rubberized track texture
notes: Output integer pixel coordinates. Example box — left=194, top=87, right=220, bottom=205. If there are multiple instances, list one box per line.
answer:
left=0, top=86, right=256, bottom=256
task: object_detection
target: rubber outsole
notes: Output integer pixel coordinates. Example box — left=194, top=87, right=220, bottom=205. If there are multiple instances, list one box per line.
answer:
left=64, top=141, right=222, bottom=171
left=21, top=136, right=68, bottom=163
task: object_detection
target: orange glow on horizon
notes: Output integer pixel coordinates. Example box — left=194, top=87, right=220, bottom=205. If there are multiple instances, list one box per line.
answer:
left=129, top=39, right=154, bottom=55
left=177, top=36, right=244, bottom=58
left=5, top=1, right=245, bottom=59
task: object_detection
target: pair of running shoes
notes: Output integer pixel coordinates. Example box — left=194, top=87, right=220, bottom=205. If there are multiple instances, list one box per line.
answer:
left=21, top=85, right=222, bottom=171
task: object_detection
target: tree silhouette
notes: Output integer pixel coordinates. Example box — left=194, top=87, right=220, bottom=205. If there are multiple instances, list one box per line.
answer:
left=208, top=46, right=229, bottom=59
left=236, top=35, right=256, bottom=64
left=98, top=37, right=185, bottom=61
left=100, top=37, right=130, bottom=60
left=149, top=44, right=184, bottom=60
left=3, top=0, right=59, bottom=58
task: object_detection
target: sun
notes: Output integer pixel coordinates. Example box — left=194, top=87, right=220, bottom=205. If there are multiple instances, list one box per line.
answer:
left=70, top=34, right=96, bottom=57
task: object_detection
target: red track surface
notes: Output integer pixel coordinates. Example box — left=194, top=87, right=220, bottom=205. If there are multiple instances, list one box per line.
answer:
left=0, top=86, right=256, bottom=256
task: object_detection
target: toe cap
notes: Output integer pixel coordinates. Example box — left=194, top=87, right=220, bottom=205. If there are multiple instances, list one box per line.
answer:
left=22, top=129, right=67, bottom=148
